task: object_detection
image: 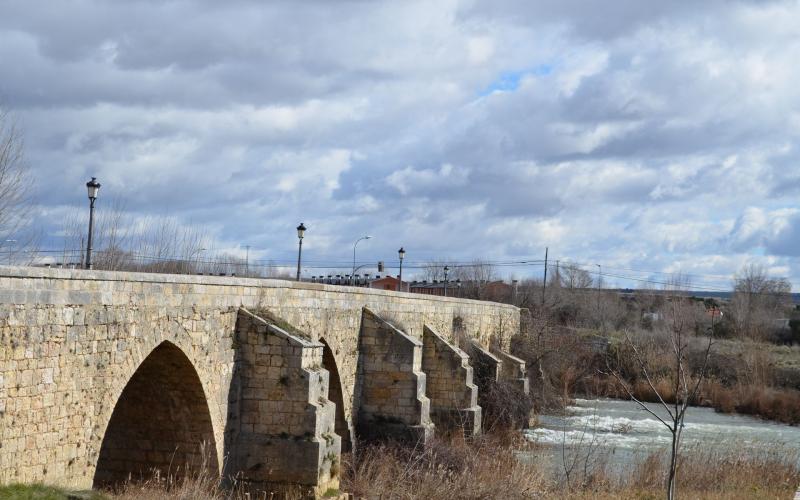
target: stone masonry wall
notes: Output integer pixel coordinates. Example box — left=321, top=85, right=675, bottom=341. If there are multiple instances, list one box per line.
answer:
left=355, top=308, right=434, bottom=444
left=225, top=309, right=339, bottom=490
left=0, top=266, right=518, bottom=490
left=421, top=326, right=480, bottom=435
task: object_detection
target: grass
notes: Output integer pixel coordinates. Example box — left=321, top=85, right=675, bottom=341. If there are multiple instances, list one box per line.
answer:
left=0, top=484, right=105, bottom=500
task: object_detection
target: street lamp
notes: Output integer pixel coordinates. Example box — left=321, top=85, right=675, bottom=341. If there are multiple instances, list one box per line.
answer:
left=192, top=247, right=207, bottom=273
left=397, top=247, right=405, bottom=292
left=4, top=239, right=17, bottom=265
left=351, top=235, right=371, bottom=285
left=296, top=223, right=306, bottom=281
left=443, top=265, right=450, bottom=297
left=85, top=177, right=101, bottom=269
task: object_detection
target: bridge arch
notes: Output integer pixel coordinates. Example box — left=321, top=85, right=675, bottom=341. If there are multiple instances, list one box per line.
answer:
left=93, top=341, right=219, bottom=488
left=320, top=338, right=352, bottom=452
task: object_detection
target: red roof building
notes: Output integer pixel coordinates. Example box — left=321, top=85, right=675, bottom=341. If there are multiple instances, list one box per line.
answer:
left=369, top=275, right=408, bottom=292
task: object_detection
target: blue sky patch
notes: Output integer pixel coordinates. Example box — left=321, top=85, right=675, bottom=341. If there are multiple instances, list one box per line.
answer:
left=479, top=64, right=553, bottom=96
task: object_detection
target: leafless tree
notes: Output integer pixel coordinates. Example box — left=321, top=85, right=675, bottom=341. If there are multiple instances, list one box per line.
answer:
left=454, top=259, right=498, bottom=299
left=730, top=263, right=792, bottom=340
left=606, top=276, right=714, bottom=500
left=421, top=259, right=452, bottom=281
left=560, top=261, right=593, bottom=290
left=0, top=108, right=39, bottom=263
left=421, top=259, right=499, bottom=299
left=58, top=204, right=209, bottom=274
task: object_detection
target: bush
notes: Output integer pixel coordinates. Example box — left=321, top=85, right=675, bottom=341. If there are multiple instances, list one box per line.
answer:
left=480, top=379, right=535, bottom=431
left=342, top=434, right=547, bottom=499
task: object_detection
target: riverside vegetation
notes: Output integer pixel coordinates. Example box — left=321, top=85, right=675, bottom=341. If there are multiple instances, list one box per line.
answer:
left=509, top=263, right=800, bottom=427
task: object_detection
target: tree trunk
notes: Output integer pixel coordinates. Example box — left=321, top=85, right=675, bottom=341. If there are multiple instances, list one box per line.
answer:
left=667, top=428, right=679, bottom=500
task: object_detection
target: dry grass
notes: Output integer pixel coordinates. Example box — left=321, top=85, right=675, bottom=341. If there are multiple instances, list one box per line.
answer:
left=341, top=432, right=800, bottom=500
left=7, top=436, right=798, bottom=499
left=97, top=462, right=309, bottom=500
left=341, top=433, right=549, bottom=499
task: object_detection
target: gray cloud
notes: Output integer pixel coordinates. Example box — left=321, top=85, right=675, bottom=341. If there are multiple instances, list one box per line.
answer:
left=2, top=0, right=800, bottom=285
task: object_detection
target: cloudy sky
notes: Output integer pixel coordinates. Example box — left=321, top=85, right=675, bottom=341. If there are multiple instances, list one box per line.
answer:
left=2, top=0, right=800, bottom=287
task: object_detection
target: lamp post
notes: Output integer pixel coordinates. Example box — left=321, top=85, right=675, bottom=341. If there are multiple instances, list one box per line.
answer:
left=4, top=239, right=16, bottom=265
left=397, top=247, right=405, bottom=292
left=351, top=235, right=371, bottom=285
left=192, top=247, right=207, bottom=273
left=443, top=265, right=450, bottom=297
left=296, top=223, right=306, bottom=281
left=85, top=177, right=101, bottom=269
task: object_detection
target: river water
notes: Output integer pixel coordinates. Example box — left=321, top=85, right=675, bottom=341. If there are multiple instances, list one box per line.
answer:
left=524, top=398, right=800, bottom=473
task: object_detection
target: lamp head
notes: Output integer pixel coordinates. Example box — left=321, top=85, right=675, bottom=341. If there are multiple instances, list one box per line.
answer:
left=86, top=177, right=101, bottom=200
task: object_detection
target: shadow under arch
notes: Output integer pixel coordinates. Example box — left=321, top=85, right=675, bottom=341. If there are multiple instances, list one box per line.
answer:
left=319, top=338, right=352, bottom=452
left=93, top=341, right=219, bottom=488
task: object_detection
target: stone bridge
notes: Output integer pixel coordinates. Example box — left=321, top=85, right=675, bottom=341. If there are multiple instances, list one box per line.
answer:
left=0, top=267, right=527, bottom=495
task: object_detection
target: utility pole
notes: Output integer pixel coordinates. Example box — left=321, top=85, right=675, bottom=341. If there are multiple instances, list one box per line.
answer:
left=541, top=247, right=548, bottom=306
left=245, top=245, right=250, bottom=276
left=555, top=260, right=560, bottom=286
left=596, top=264, right=602, bottom=330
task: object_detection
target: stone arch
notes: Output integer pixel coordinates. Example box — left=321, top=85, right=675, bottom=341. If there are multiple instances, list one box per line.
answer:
left=93, top=341, right=220, bottom=488
left=319, top=338, right=352, bottom=452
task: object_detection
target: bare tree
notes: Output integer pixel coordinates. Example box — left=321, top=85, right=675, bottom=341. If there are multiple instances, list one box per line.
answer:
left=606, top=277, right=714, bottom=500
left=730, top=263, right=792, bottom=340
left=0, top=108, right=38, bottom=263
left=454, top=259, right=498, bottom=299
left=560, top=262, right=593, bottom=290
left=58, top=205, right=209, bottom=274
left=421, top=259, right=452, bottom=282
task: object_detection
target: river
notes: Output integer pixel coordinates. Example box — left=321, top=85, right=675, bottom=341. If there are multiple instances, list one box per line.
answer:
left=524, top=398, right=800, bottom=474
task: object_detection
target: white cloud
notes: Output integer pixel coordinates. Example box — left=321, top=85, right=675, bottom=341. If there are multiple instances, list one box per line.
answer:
left=3, top=0, right=800, bottom=285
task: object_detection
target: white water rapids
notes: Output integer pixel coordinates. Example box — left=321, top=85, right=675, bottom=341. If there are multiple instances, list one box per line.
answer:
left=524, top=398, right=800, bottom=471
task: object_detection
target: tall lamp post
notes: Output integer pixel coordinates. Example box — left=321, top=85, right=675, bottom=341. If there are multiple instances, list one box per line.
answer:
left=351, top=235, right=371, bottom=285
left=85, top=177, right=101, bottom=269
left=296, top=223, right=306, bottom=281
left=443, top=265, right=450, bottom=297
left=397, top=247, right=405, bottom=292
left=4, top=239, right=17, bottom=265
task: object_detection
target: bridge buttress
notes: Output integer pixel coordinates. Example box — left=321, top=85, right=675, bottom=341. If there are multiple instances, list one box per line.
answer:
left=421, top=325, right=481, bottom=436
left=494, top=349, right=529, bottom=395
left=354, top=308, right=434, bottom=445
left=225, top=308, right=340, bottom=495
left=469, top=340, right=502, bottom=390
